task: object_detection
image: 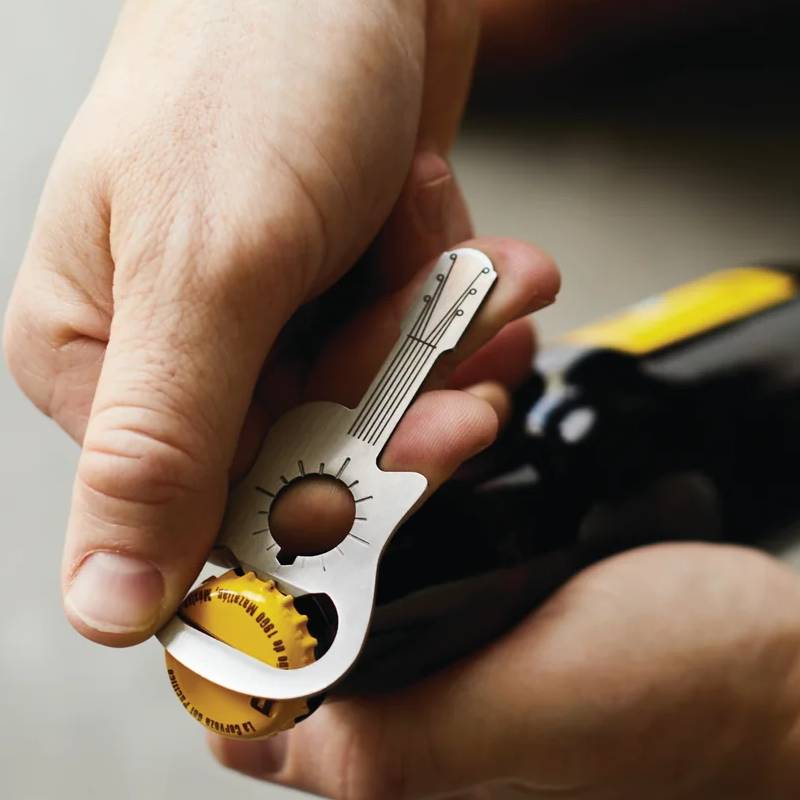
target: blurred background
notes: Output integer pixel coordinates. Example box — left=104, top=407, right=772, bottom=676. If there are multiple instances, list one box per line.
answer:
left=2, top=2, right=799, bottom=797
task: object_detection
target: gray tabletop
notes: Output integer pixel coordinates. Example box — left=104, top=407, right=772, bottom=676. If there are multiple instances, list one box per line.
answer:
left=2, top=3, right=799, bottom=798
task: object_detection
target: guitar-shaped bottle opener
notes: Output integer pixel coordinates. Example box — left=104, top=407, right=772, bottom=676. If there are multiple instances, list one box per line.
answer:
left=158, top=248, right=497, bottom=699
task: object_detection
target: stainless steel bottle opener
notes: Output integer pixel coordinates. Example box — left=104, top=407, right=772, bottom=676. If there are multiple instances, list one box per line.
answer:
left=158, top=248, right=497, bottom=699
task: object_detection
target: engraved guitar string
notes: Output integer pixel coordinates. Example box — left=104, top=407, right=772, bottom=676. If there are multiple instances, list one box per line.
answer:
left=349, top=253, right=458, bottom=441
left=363, top=273, right=484, bottom=446
left=349, top=255, right=489, bottom=446
left=349, top=257, right=456, bottom=441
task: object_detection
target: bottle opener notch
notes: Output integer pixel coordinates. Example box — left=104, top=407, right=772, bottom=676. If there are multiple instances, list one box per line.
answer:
left=158, top=248, right=497, bottom=699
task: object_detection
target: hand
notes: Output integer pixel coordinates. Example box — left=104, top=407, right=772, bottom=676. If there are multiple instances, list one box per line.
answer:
left=4, top=0, right=497, bottom=644
left=211, top=542, right=800, bottom=799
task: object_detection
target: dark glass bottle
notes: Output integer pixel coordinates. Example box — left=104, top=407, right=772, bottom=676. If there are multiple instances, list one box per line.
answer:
left=310, top=265, right=800, bottom=694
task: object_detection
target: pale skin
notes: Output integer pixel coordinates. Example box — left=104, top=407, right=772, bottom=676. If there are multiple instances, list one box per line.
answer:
left=5, top=1, right=800, bottom=799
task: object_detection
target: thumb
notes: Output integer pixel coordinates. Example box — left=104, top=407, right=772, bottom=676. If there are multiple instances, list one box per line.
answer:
left=62, top=253, right=294, bottom=646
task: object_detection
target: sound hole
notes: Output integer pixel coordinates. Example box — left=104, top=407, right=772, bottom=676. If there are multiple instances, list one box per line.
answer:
left=269, top=475, right=355, bottom=559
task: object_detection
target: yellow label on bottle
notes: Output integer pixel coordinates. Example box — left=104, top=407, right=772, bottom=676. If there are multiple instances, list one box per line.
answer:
left=566, top=267, right=796, bottom=355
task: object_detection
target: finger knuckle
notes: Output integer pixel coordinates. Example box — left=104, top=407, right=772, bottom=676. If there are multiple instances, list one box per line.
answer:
left=111, top=188, right=309, bottom=322
left=79, top=403, right=214, bottom=507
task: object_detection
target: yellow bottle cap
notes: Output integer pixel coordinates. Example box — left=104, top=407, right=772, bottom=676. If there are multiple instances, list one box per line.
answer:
left=165, top=570, right=316, bottom=739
